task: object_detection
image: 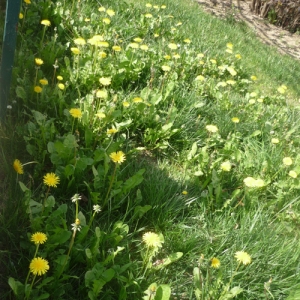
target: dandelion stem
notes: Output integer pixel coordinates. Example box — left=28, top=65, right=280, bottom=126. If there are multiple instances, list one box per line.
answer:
left=25, top=274, right=37, bottom=300
left=102, top=164, right=117, bottom=209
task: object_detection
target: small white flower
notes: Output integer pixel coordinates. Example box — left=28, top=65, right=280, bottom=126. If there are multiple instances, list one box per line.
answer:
left=7, top=105, right=12, bottom=109
left=71, top=218, right=81, bottom=231
left=93, top=205, right=102, bottom=213
left=71, top=193, right=81, bottom=202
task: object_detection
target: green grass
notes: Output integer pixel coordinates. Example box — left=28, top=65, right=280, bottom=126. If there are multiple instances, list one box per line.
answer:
left=1, top=0, right=300, bottom=299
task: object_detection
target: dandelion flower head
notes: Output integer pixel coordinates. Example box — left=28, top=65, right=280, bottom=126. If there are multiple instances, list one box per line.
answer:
left=43, top=173, right=60, bottom=187
left=235, top=251, right=251, bottom=265
left=142, top=232, right=163, bottom=248
left=31, top=232, right=47, bottom=245
left=39, top=79, right=48, bottom=85
left=30, top=257, right=50, bottom=276
left=231, top=117, right=239, bottom=123
left=220, top=161, right=231, bottom=172
left=13, top=159, right=24, bottom=174
left=110, top=151, right=126, bottom=164
left=35, top=58, right=44, bottom=66
left=99, top=77, right=111, bottom=86
left=41, top=19, right=51, bottom=26
left=34, top=86, right=43, bottom=93
left=211, top=257, right=221, bottom=268
left=182, top=190, right=188, bottom=195
left=69, top=108, right=82, bottom=118
left=283, top=157, right=293, bottom=166
left=205, top=125, right=218, bottom=133
left=289, top=170, right=297, bottom=178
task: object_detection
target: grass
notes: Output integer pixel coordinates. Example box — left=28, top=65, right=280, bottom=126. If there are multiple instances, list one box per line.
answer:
left=1, top=0, right=300, bottom=299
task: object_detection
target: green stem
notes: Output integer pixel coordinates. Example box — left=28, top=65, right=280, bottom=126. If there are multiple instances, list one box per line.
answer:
left=26, top=274, right=37, bottom=300
left=40, top=27, right=46, bottom=50
left=41, top=186, right=50, bottom=215
left=102, top=164, right=117, bottom=209
left=57, top=229, right=77, bottom=279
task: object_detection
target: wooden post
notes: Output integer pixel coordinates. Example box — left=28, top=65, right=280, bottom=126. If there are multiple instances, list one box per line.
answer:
left=0, top=0, right=21, bottom=121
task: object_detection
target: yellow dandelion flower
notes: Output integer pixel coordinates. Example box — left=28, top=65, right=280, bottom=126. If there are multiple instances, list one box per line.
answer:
left=161, top=5, right=167, bottom=9
left=109, top=151, right=126, bottom=164
left=69, top=108, right=82, bottom=118
left=197, top=53, right=204, bottom=58
left=235, top=251, right=251, bottom=265
left=184, top=38, right=191, bottom=44
left=107, top=128, right=118, bottom=135
left=243, top=177, right=265, bottom=188
left=123, top=101, right=130, bottom=107
left=146, top=3, right=152, bottom=7
left=57, top=75, right=63, bottom=81
left=96, top=89, right=108, bottom=98
left=231, top=117, right=239, bottom=123
left=277, top=85, right=287, bottom=94
left=210, top=59, right=217, bottom=64
left=106, top=9, right=115, bottom=16
left=133, top=37, right=143, bottom=43
left=161, top=65, right=171, bottom=72
left=142, top=232, right=163, bottom=248
left=31, top=232, right=47, bottom=245
left=103, top=18, right=111, bottom=24
left=13, top=159, right=24, bottom=174
left=99, top=77, right=111, bottom=86
left=164, top=55, right=171, bottom=60
left=43, top=173, right=60, bottom=187
left=173, top=54, right=180, bottom=59
left=205, top=125, right=218, bottom=133
left=182, top=190, right=188, bottom=195
left=99, top=51, right=107, bottom=58
left=145, top=13, right=153, bottom=18
left=39, top=79, right=48, bottom=85
left=41, top=19, right=51, bottom=26
left=71, top=47, right=80, bottom=54
left=176, top=22, right=183, bottom=26
left=220, top=161, right=231, bottom=172
left=140, top=44, right=149, bottom=51
left=154, top=33, right=159, bottom=37
left=96, top=112, right=106, bottom=118
left=250, top=75, right=257, bottom=81
left=84, top=18, right=90, bottom=22
left=57, top=83, right=65, bottom=90
left=24, top=0, right=31, bottom=4
left=235, top=53, right=242, bottom=59
left=35, top=58, right=43, bottom=66
left=195, top=75, right=205, bottom=81
left=226, top=48, right=233, bottom=54
left=34, top=86, right=43, bottom=93
left=227, top=66, right=237, bottom=76
left=283, top=157, right=293, bottom=166
left=211, top=257, right=221, bottom=268
left=29, top=257, right=49, bottom=276
left=226, top=80, right=236, bottom=85
left=168, top=43, right=177, bottom=50
left=226, top=42, right=233, bottom=49
left=249, top=99, right=256, bottom=104
left=289, top=170, right=297, bottom=178
left=19, top=13, right=24, bottom=19
left=112, top=45, right=121, bottom=51
left=74, top=37, right=86, bottom=45
left=133, top=97, right=143, bottom=103
left=129, top=43, right=139, bottom=49
left=98, top=7, right=106, bottom=12
left=271, top=138, right=279, bottom=144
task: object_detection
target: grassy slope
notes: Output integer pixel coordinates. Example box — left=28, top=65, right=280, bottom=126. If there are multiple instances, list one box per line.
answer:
left=127, top=0, right=300, bottom=98
left=1, top=0, right=300, bottom=299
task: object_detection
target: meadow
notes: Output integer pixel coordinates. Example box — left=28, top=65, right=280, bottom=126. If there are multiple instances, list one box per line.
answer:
left=1, top=0, right=300, bottom=299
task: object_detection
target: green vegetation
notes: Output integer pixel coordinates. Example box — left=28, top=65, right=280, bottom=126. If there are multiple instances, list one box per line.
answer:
left=1, top=0, right=300, bottom=299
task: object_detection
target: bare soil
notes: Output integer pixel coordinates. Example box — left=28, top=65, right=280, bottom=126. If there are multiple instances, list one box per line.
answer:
left=195, top=0, right=300, bottom=60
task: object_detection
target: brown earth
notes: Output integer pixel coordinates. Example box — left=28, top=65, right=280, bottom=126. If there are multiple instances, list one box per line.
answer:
left=195, top=0, right=300, bottom=60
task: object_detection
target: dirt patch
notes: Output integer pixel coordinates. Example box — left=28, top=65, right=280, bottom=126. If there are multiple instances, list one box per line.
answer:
left=194, top=0, right=300, bottom=60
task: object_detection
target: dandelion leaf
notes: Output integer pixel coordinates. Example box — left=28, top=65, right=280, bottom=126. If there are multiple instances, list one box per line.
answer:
left=154, top=284, right=171, bottom=300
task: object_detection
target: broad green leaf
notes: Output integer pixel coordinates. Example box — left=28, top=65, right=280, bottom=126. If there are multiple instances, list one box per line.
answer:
left=155, top=284, right=171, bottom=300
left=153, top=252, right=183, bottom=270
left=8, top=277, right=24, bottom=296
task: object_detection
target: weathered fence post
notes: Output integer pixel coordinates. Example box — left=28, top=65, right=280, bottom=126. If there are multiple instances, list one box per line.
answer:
left=0, top=0, right=21, bottom=121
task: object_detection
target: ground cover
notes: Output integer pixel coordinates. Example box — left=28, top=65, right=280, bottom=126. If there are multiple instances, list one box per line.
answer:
left=1, top=0, right=300, bottom=299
